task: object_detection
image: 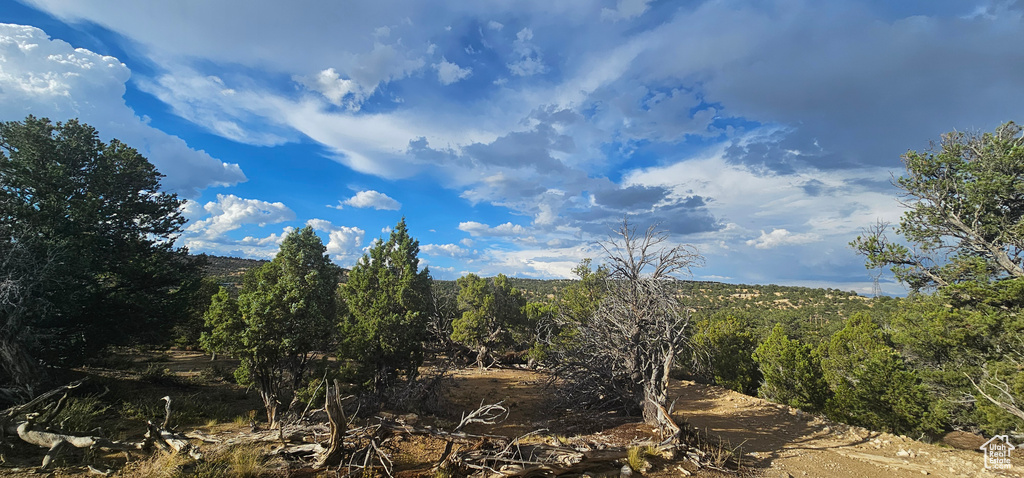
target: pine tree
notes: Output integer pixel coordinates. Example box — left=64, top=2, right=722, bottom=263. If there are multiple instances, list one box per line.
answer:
left=340, top=218, right=432, bottom=392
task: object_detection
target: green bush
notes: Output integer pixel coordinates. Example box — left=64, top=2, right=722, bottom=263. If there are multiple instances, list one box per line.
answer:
left=752, top=324, right=830, bottom=412
left=690, top=316, right=761, bottom=395
left=818, top=313, right=941, bottom=436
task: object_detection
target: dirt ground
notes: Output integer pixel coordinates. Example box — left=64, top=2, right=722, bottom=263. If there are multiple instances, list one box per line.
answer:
left=441, top=367, right=1023, bottom=477
left=4, top=351, right=1023, bottom=477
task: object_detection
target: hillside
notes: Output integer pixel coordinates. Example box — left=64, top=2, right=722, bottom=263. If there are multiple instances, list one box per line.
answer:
left=197, top=254, right=270, bottom=284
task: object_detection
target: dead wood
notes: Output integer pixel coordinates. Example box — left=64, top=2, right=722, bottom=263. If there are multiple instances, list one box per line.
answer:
left=0, top=378, right=86, bottom=424
left=17, top=420, right=137, bottom=468
left=316, top=379, right=347, bottom=468
left=145, top=420, right=202, bottom=460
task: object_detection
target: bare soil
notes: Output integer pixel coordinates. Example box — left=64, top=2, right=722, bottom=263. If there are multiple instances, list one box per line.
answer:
left=3, top=350, right=1022, bottom=477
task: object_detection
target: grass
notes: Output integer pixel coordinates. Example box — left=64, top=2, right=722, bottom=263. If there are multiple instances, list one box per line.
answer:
left=120, top=443, right=278, bottom=478
left=51, top=396, right=112, bottom=432
left=626, top=443, right=663, bottom=473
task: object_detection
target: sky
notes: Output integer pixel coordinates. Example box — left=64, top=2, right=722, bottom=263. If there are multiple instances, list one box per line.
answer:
left=2, top=0, right=1023, bottom=295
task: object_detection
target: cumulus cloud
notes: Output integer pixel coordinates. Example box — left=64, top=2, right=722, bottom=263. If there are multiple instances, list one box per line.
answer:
left=185, top=194, right=295, bottom=239
left=421, top=243, right=473, bottom=258
left=746, top=229, right=821, bottom=249
left=459, top=221, right=529, bottom=237
left=306, top=218, right=366, bottom=265
left=298, top=68, right=362, bottom=108
left=434, top=57, right=472, bottom=85
left=507, top=28, right=545, bottom=76
left=601, top=0, right=653, bottom=21
left=0, top=23, right=246, bottom=198
left=331, top=190, right=401, bottom=210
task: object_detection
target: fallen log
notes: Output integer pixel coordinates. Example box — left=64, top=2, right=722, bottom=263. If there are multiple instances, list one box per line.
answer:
left=16, top=420, right=137, bottom=469
left=145, top=421, right=203, bottom=460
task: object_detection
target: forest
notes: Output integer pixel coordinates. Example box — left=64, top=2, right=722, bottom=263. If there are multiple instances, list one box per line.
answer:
left=3, top=115, right=1024, bottom=476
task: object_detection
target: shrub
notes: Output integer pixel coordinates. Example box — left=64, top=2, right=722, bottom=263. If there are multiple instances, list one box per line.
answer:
left=752, top=324, right=830, bottom=412
left=818, top=313, right=941, bottom=436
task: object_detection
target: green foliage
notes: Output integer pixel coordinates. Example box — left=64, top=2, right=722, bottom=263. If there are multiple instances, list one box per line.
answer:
left=451, top=273, right=527, bottom=355
left=206, top=226, right=339, bottom=424
left=818, top=314, right=939, bottom=436
left=690, top=316, right=761, bottom=396
left=558, top=259, right=608, bottom=325
left=852, top=122, right=1024, bottom=290
left=339, top=218, right=432, bottom=392
left=173, top=277, right=222, bottom=348
left=0, top=116, right=203, bottom=368
left=52, top=396, right=112, bottom=432
left=752, top=324, right=829, bottom=412
left=199, top=287, right=242, bottom=358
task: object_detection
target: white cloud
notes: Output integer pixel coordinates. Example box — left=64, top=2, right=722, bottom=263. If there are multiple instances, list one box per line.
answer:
left=298, top=68, right=361, bottom=108
left=306, top=218, right=366, bottom=265
left=421, top=243, right=472, bottom=258
left=601, top=0, right=653, bottom=21
left=507, top=28, right=546, bottom=76
left=458, top=221, right=529, bottom=237
left=184, top=226, right=294, bottom=259
left=334, top=190, right=401, bottom=210
left=0, top=23, right=246, bottom=198
left=746, top=229, right=821, bottom=249
left=433, top=57, right=472, bottom=85
left=487, top=20, right=504, bottom=31
left=185, top=194, right=295, bottom=238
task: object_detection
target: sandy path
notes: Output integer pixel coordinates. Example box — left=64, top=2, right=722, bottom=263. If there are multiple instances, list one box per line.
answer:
left=670, top=379, right=1022, bottom=477
left=442, top=367, right=1024, bottom=477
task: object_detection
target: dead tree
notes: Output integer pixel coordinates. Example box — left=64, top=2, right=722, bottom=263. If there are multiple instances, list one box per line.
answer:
left=556, top=218, right=703, bottom=427
left=316, top=379, right=348, bottom=467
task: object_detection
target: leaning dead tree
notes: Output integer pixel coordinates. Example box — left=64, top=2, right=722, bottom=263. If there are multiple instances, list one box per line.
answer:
left=556, top=218, right=703, bottom=429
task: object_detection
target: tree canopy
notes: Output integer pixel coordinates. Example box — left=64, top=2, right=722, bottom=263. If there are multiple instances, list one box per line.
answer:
left=0, top=116, right=202, bottom=402
left=852, top=122, right=1024, bottom=290
left=203, top=226, right=339, bottom=426
left=339, top=218, right=432, bottom=393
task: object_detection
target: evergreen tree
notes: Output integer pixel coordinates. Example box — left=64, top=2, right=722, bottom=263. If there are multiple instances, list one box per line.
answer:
left=0, top=116, right=202, bottom=402
left=818, top=314, right=938, bottom=436
left=199, top=286, right=242, bottom=360
left=205, top=226, right=338, bottom=426
left=452, top=273, right=527, bottom=367
left=691, top=316, right=761, bottom=395
left=339, top=218, right=432, bottom=392
left=752, top=324, right=830, bottom=412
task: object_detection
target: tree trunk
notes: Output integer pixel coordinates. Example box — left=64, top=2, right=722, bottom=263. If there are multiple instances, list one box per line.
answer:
left=317, top=379, right=346, bottom=468
left=260, top=389, right=278, bottom=429
left=0, top=332, right=42, bottom=406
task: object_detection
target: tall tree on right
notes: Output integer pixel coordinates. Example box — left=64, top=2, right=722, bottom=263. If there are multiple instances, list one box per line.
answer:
left=851, top=122, right=1024, bottom=431
left=851, top=121, right=1024, bottom=290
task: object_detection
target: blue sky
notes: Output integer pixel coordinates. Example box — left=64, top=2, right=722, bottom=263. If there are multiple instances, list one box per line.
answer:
left=2, top=0, right=1023, bottom=294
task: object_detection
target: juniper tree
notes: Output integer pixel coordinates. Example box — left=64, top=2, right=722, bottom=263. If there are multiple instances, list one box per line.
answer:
left=339, top=218, right=432, bottom=392
left=204, top=226, right=339, bottom=426
left=451, top=273, right=527, bottom=367
left=0, top=116, right=203, bottom=403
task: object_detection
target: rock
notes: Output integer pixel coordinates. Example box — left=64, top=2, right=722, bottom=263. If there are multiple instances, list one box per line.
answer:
left=941, top=430, right=987, bottom=450
left=619, top=464, right=633, bottom=477
left=896, top=449, right=911, bottom=457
